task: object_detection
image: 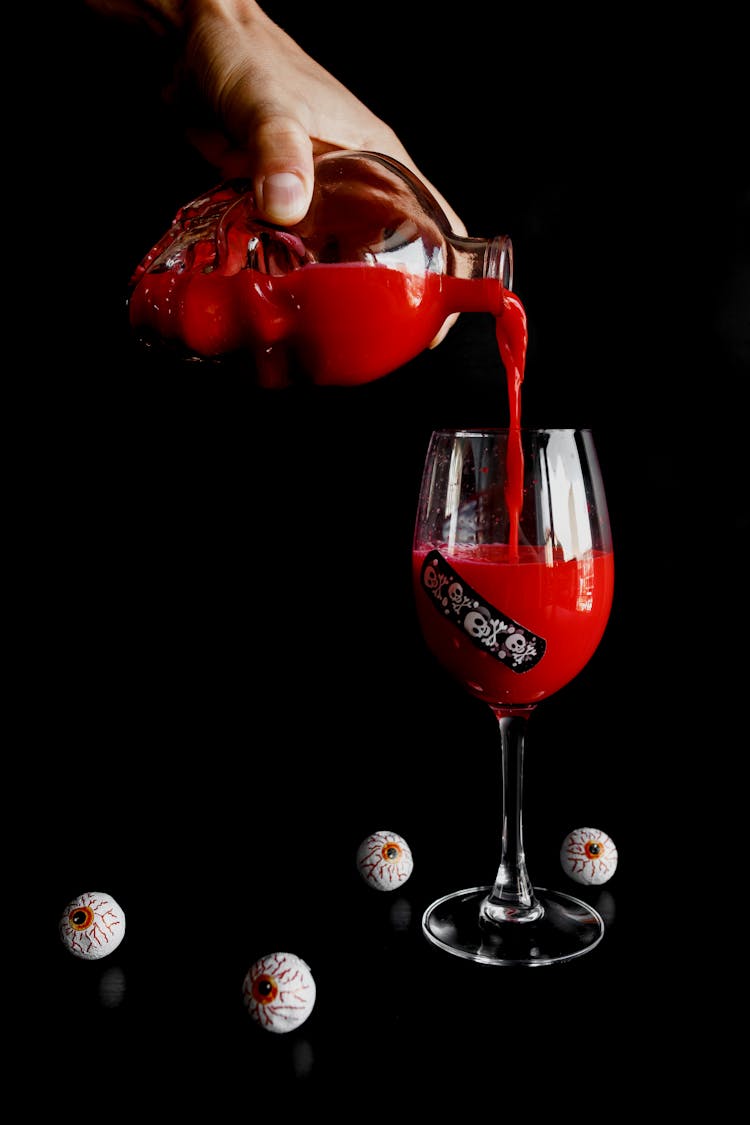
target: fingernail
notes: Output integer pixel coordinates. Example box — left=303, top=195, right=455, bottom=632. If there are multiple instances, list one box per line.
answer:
left=261, top=172, right=308, bottom=224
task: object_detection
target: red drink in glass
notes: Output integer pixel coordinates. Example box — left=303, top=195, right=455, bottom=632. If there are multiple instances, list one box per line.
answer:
left=412, top=543, right=614, bottom=709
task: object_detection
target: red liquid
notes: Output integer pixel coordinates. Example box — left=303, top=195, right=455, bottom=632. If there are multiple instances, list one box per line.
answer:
left=130, top=260, right=505, bottom=389
left=496, top=291, right=527, bottom=556
left=412, top=544, right=615, bottom=708
left=411, top=282, right=614, bottom=713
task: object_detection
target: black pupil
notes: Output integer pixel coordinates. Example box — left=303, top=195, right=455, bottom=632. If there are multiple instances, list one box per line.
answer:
left=589, top=843, right=601, bottom=856
left=258, top=979, right=273, bottom=996
left=386, top=847, right=398, bottom=859
left=72, top=911, right=87, bottom=925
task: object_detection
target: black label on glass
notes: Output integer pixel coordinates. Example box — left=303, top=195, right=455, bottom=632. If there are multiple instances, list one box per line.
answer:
left=419, top=551, right=546, bottom=673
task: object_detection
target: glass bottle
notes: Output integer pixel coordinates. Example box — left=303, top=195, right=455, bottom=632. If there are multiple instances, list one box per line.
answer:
left=129, top=149, right=514, bottom=388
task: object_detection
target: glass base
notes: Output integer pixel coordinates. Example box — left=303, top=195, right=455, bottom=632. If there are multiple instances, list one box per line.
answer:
left=422, top=885, right=604, bottom=966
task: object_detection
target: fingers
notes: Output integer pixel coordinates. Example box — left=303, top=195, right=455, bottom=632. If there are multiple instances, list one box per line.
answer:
left=180, top=2, right=317, bottom=222
left=251, top=115, right=314, bottom=225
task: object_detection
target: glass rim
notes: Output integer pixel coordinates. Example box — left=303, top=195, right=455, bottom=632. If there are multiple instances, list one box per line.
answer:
left=431, top=426, right=594, bottom=437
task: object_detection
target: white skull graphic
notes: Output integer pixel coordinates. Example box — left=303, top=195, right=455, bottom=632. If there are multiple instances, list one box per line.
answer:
left=448, top=581, right=464, bottom=607
left=464, top=608, right=492, bottom=639
left=504, top=630, right=527, bottom=655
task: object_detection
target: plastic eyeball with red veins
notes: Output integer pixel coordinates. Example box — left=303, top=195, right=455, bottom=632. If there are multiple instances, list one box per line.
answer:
left=242, top=952, right=316, bottom=1034
left=356, top=829, right=414, bottom=891
left=59, top=891, right=126, bottom=960
left=560, top=827, right=618, bottom=886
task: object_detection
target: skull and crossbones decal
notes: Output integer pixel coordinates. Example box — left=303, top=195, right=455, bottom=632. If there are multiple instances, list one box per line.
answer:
left=421, top=551, right=546, bottom=671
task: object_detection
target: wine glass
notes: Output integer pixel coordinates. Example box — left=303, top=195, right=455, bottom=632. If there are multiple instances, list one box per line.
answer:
left=412, top=427, right=614, bottom=965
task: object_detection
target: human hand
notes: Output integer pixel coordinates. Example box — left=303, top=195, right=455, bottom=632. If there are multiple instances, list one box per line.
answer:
left=176, top=2, right=464, bottom=234
left=86, top=0, right=464, bottom=345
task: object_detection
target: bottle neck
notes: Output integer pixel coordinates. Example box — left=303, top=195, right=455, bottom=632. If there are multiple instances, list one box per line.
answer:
left=445, top=234, right=514, bottom=315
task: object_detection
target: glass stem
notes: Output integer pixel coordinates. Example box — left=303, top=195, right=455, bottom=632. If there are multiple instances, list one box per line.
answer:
left=481, top=711, right=544, bottom=925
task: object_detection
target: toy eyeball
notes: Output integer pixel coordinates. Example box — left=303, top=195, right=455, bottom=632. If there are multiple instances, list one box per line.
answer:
left=356, top=829, right=414, bottom=891
left=242, top=952, right=316, bottom=1034
left=59, top=891, right=126, bottom=960
left=560, top=827, right=618, bottom=886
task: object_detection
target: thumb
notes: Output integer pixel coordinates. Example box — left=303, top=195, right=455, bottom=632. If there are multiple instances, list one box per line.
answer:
left=250, top=114, right=315, bottom=225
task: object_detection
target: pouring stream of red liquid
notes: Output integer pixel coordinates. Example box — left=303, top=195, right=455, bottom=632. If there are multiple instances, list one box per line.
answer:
left=496, top=291, right=528, bottom=559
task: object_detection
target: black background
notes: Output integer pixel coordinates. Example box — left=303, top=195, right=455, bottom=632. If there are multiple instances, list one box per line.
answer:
left=22, top=1, right=746, bottom=1110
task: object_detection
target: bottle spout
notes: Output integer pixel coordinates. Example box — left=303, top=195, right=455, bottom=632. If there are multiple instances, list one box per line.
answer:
left=487, top=235, right=513, bottom=291
left=443, top=232, right=515, bottom=316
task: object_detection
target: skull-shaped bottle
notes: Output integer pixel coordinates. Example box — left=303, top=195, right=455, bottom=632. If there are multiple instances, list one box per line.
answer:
left=129, top=149, right=514, bottom=388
